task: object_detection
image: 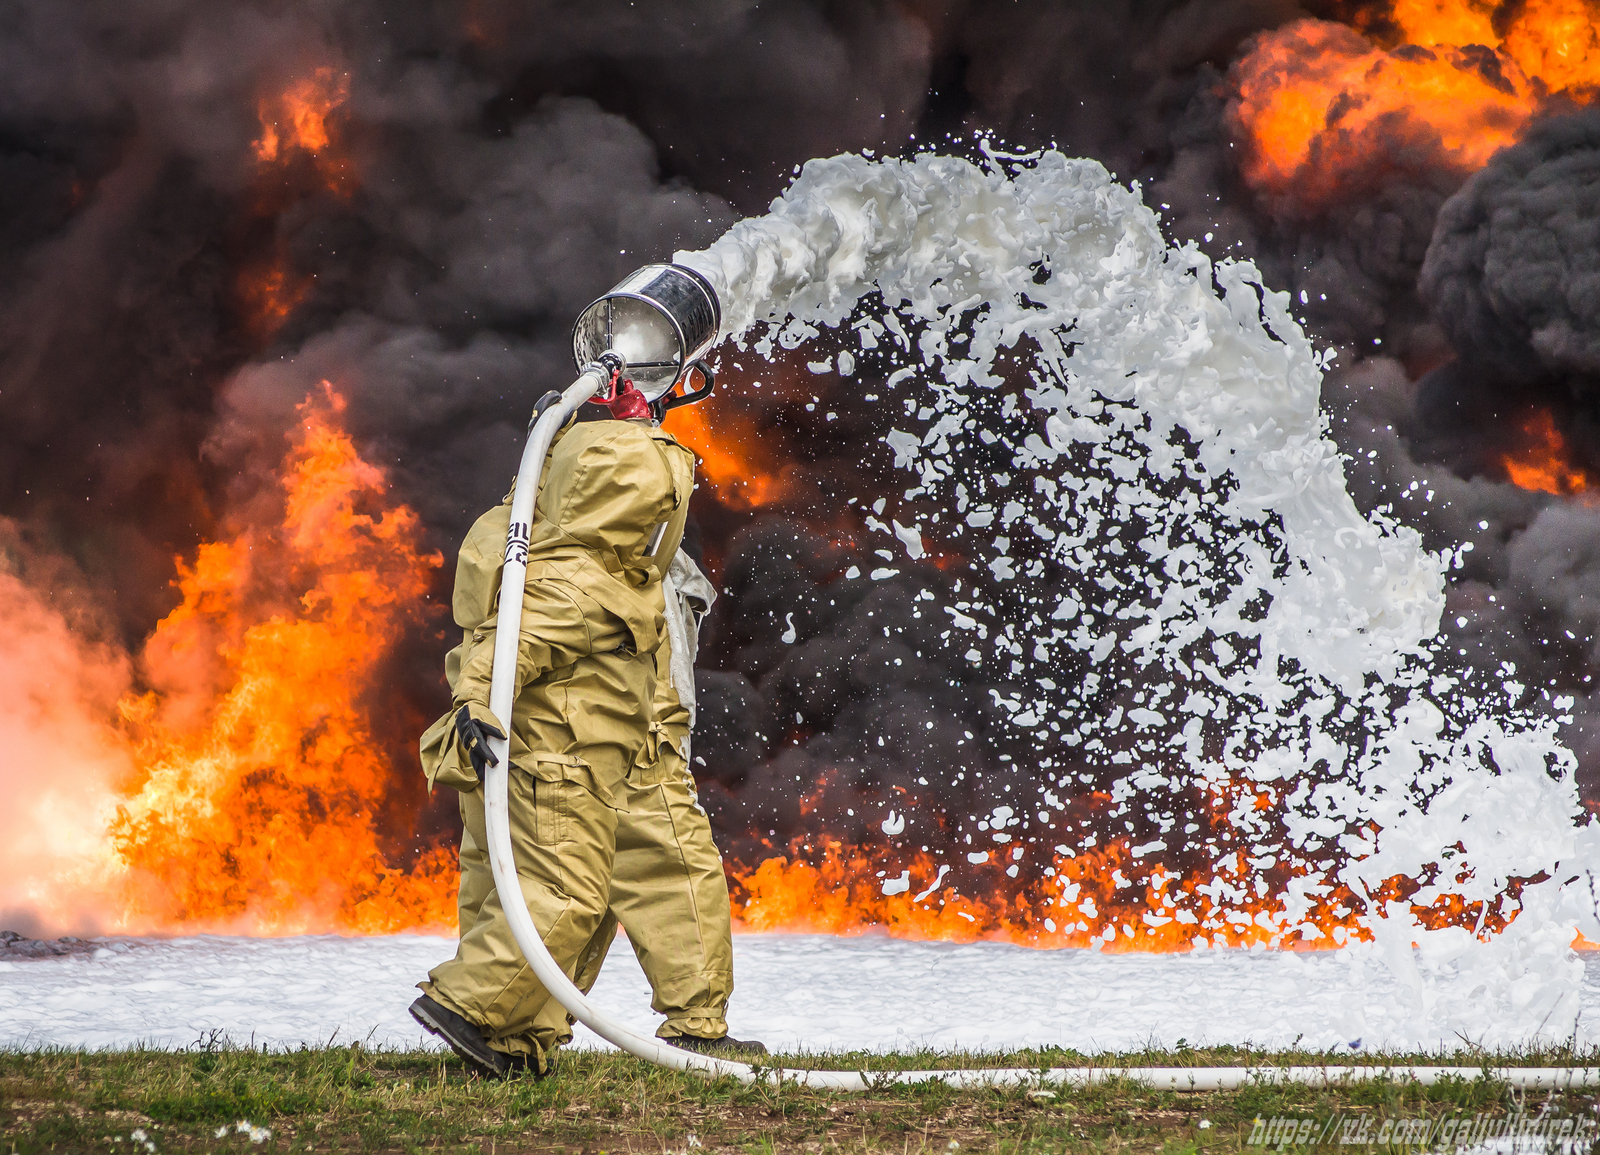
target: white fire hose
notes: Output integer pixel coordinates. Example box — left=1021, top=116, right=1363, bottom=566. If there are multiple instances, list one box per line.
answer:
left=478, top=365, right=1598, bottom=1094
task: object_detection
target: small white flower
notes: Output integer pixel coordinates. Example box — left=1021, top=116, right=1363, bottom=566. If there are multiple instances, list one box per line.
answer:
left=1200, top=1119, right=1212, bottom=1129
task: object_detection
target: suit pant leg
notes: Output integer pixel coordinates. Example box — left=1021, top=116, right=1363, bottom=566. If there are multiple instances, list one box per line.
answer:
left=423, top=766, right=617, bottom=1059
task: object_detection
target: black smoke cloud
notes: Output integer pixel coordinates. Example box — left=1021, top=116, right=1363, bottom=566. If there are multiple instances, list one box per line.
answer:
left=0, top=0, right=935, bottom=643
left=1420, top=110, right=1600, bottom=388
left=4, top=0, right=1600, bottom=902
left=0, top=0, right=939, bottom=860
left=1351, top=109, right=1600, bottom=802
left=1321, top=355, right=1600, bottom=798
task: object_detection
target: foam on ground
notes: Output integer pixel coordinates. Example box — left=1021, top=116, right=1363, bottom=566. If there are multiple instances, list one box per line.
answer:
left=8, top=933, right=1600, bottom=1055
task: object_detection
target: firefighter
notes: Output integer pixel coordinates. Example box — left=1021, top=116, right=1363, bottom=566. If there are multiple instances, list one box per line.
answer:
left=410, top=411, right=694, bottom=1077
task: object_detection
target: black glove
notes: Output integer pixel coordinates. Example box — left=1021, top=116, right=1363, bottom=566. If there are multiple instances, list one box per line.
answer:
left=454, top=704, right=506, bottom=783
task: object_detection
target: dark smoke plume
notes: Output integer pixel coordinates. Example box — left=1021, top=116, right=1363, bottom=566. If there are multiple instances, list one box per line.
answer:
left=1420, top=109, right=1600, bottom=389
left=4, top=1, right=1600, bottom=913
left=1360, top=109, right=1600, bottom=802
left=0, top=1, right=936, bottom=641
left=0, top=0, right=941, bottom=866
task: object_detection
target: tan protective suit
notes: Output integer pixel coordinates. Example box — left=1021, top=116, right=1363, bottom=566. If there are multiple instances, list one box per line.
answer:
left=530, top=548, right=736, bottom=1046
left=417, top=418, right=694, bottom=1069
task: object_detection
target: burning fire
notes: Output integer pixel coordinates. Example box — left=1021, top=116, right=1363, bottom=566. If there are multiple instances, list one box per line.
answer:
left=1502, top=409, right=1589, bottom=494
left=724, top=759, right=1516, bottom=954
left=234, top=260, right=314, bottom=344
left=253, top=67, right=351, bottom=167
left=235, top=68, right=354, bottom=343
left=663, top=395, right=792, bottom=509
left=12, top=384, right=1524, bottom=949
left=729, top=844, right=1294, bottom=952
left=1230, top=0, right=1600, bottom=201
left=729, top=839, right=1504, bottom=952
left=107, top=384, right=455, bottom=934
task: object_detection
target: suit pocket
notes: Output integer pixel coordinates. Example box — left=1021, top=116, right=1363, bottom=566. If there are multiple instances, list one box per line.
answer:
left=526, top=752, right=610, bottom=844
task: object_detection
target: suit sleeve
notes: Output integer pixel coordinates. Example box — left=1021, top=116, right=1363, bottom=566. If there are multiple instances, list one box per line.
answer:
left=452, top=578, right=603, bottom=710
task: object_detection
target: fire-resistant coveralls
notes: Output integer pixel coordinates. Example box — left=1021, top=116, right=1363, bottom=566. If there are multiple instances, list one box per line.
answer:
left=528, top=547, right=736, bottom=1047
left=416, top=417, right=695, bottom=1069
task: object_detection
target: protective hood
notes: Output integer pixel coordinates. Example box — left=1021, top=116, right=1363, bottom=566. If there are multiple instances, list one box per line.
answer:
left=528, top=420, right=695, bottom=588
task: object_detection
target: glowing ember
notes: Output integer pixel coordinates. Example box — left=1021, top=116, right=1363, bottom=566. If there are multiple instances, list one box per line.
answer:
left=109, top=384, right=453, bottom=934
left=1502, top=409, right=1589, bottom=495
left=1229, top=0, right=1600, bottom=202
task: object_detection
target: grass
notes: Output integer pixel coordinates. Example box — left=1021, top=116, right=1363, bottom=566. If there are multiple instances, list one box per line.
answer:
left=5, top=1040, right=1600, bottom=1154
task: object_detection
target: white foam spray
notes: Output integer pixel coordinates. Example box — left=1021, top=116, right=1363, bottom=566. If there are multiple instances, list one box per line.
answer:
left=678, top=147, right=1600, bottom=1047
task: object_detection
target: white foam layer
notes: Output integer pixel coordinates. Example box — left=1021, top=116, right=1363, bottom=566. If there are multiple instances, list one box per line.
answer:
left=9, top=933, right=1600, bottom=1054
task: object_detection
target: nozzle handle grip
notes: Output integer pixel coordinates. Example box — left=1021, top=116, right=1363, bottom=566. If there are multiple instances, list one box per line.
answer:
left=658, top=359, right=715, bottom=412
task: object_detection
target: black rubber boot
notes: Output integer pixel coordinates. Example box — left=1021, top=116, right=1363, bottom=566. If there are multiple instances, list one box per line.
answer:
left=501, top=1049, right=557, bottom=1078
left=409, top=995, right=509, bottom=1079
left=669, top=1034, right=769, bottom=1057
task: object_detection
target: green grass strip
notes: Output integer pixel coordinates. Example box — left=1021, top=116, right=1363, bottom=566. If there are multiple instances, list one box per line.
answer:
left=6, top=1042, right=1600, bottom=1153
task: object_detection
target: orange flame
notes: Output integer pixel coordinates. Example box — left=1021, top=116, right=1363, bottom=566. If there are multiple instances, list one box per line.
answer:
left=32, top=383, right=1525, bottom=948
left=1230, top=0, right=1600, bottom=202
left=731, top=838, right=1521, bottom=952
left=107, top=384, right=454, bottom=934
left=1502, top=409, right=1589, bottom=494
left=254, top=68, right=351, bottom=164
left=19, top=386, right=1540, bottom=946
left=663, top=396, right=792, bottom=509
left=250, top=66, right=355, bottom=204
left=234, top=260, right=314, bottom=344
left=726, top=760, right=1528, bottom=953
left=731, top=843, right=1337, bottom=952
left=730, top=844, right=1220, bottom=950
left=234, top=68, right=355, bottom=343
